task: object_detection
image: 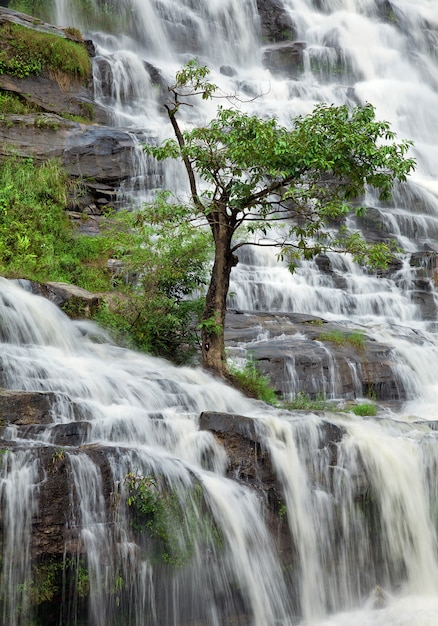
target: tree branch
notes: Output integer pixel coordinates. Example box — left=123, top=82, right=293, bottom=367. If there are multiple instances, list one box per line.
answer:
left=164, top=104, right=204, bottom=215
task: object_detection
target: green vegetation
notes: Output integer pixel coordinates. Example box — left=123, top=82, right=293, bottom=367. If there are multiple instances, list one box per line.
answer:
left=95, top=207, right=210, bottom=362
left=350, top=402, right=378, bottom=417
left=125, top=473, right=223, bottom=566
left=0, top=154, right=210, bottom=362
left=0, top=91, right=39, bottom=115
left=0, top=154, right=110, bottom=290
left=145, top=60, right=415, bottom=377
left=0, top=22, right=91, bottom=81
left=9, top=0, right=132, bottom=34
left=63, top=27, right=84, bottom=41
left=28, top=559, right=62, bottom=605
left=18, top=556, right=89, bottom=609
left=228, top=358, right=278, bottom=405
left=303, top=318, right=324, bottom=327
left=8, top=0, right=52, bottom=22
left=319, top=329, right=366, bottom=350
left=278, top=502, right=287, bottom=522
left=0, top=90, right=94, bottom=124
left=284, top=392, right=332, bottom=411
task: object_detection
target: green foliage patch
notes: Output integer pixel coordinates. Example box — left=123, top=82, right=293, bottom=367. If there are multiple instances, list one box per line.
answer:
left=0, top=91, right=39, bottom=115
left=228, top=357, right=278, bottom=405
left=125, top=473, right=223, bottom=566
left=0, top=154, right=110, bottom=290
left=8, top=0, right=52, bottom=21
left=350, top=402, right=378, bottom=417
left=319, top=330, right=366, bottom=350
left=284, top=392, right=332, bottom=411
left=94, top=206, right=211, bottom=362
left=0, top=22, right=91, bottom=81
left=0, top=154, right=211, bottom=363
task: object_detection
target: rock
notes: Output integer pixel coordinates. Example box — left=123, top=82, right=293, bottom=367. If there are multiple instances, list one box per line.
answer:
left=23, top=280, right=102, bottom=318
left=0, top=72, right=104, bottom=122
left=0, top=7, right=159, bottom=200
left=0, top=389, right=55, bottom=425
left=200, top=410, right=296, bottom=572
left=262, top=41, right=306, bottom=76
left=13, top=421, right=92, bottom=446
left=225, top=311, right=407, bottom=402
left=349, top=207, right=396, bottom=244
left=256, top=0, right=297, bottom=43
left=220, top=65, right=237, bottom=77
left=200, top=411, right=277, bottom=486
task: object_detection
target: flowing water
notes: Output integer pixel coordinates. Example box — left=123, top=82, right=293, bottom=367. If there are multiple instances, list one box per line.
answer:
left=2, top=0, right=438, bottom=624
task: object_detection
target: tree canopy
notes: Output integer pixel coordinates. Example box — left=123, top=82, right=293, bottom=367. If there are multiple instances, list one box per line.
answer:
left=144, top=60, right=415, bottom=377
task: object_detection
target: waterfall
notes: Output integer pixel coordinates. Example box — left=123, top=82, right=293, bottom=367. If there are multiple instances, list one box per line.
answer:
left=2, top=276, right=437, bottom=625
left=2, top=0, right=438, bottom=624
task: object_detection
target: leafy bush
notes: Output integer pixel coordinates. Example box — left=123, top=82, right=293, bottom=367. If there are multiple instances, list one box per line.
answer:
left=94, top=294, right=205, bottom=364
left=94, top=208, right=211, bottom=363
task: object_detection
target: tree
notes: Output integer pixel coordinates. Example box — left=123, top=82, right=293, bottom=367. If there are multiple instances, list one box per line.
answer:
left=144, top=60, right=415, bottom=378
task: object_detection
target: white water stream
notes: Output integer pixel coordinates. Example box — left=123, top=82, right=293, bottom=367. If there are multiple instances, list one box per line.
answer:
left=2, top=0, right=438, bottom=624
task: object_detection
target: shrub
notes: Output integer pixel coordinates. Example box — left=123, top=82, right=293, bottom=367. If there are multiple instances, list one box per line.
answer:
left=93, top=208, right=211, bottom=363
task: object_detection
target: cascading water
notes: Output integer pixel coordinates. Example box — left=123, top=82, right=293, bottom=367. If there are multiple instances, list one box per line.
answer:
left=2, top=0, right=438, bottom=624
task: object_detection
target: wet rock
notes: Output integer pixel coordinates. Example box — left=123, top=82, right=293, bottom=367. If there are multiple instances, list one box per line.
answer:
left=0, top=389, right=56, bottom=425
left=23, top=281, right=102, bottom=319
left=200, top=411, right=277, bottom=487
left=15, top=421, right=92, bottom=446
left=220, top=65, right=237, bottom=77
left=262, top=41, right=306, bottom=76
left=225, top=311, right=407, bottom=401
left=200, top=410, right=296, bottom=569
left=256, top=0, right=297, bottom=43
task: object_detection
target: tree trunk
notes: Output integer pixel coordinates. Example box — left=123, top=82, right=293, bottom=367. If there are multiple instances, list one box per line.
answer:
left=201, top=216, right=236, bottom=377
